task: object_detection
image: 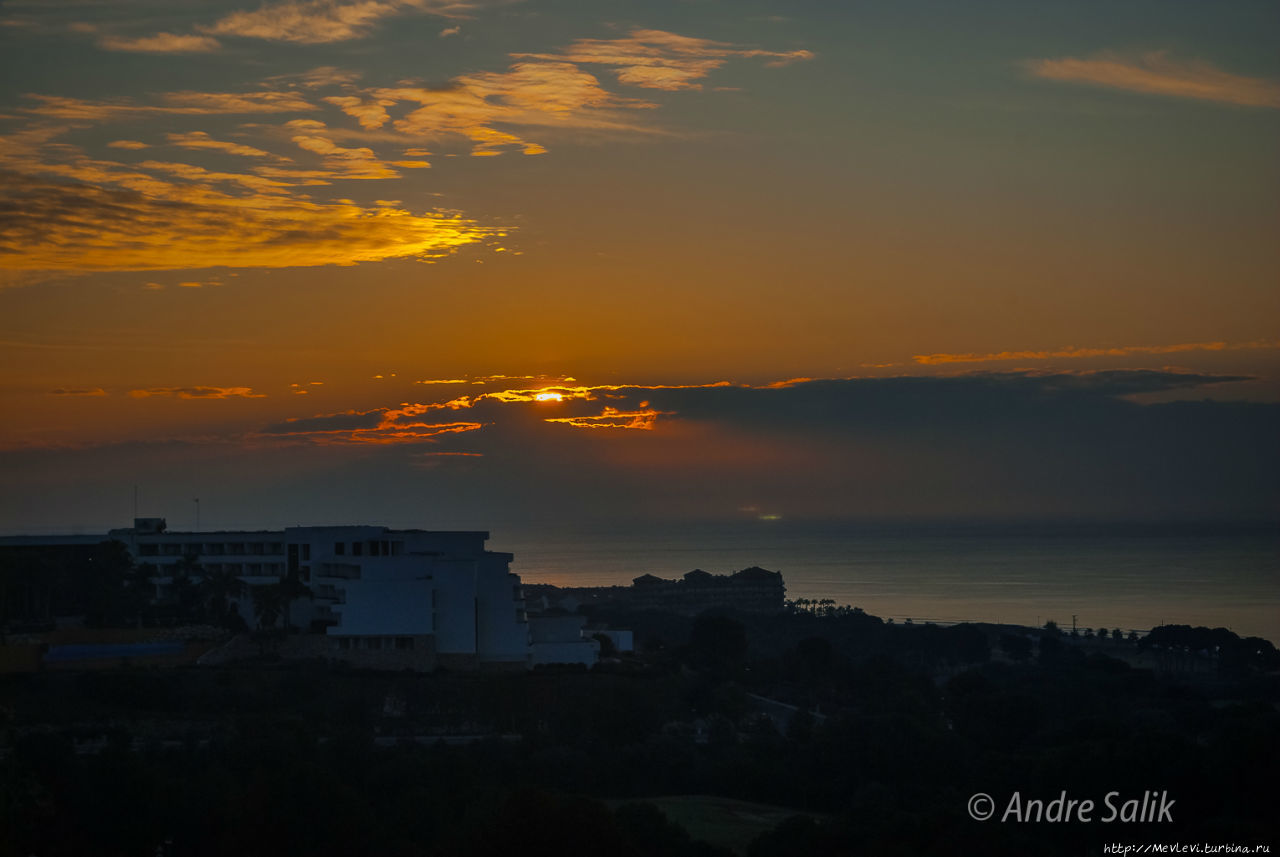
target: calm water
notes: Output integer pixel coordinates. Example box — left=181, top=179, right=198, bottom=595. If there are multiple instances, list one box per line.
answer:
left=499, top=520, right=1280, bottom=642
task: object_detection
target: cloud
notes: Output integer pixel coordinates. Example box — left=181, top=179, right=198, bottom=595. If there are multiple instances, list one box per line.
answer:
left=255, top=405, right=484, bottom=444
left=439, top=25, right=460, bottom=38
left=0, top=170, right=498, bottom=272
left=914, top=340, right=1280, bottom=365
left=23, top=91, right=316, bottom=121
left=1027, top=51, right=1280, bottom=109
left=224, top=371, right=1276, bottom=521
left=516, top=28, right=815, bottom=91
left=543, top=406, right=669, bottom=430
left=286, top=120, right=401, bottom=178
left=6, top=373, right=1275, bottom=523
left=369, top=62, right=659, bottom=157
left=98, top=32, right=221, bottom=53
left=203, top=0, right=483, bottom=45
left=48, top=387, right=107, bottom=396
left=1, top=26, right=811, bottom=274
left=166, top=131, right=283, bottom=160
left=260, top=409, right=386, bottom=433
left=128, top=386, right=266, bottom=399
left=322, top=95, right=395, bottom=131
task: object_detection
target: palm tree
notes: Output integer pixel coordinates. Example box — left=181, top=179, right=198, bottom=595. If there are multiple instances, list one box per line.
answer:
left=251, top=584, right=284, bottom=630
left=276, top=570, right=313, bottom=631
left=199, top=566, right=245, bottom=628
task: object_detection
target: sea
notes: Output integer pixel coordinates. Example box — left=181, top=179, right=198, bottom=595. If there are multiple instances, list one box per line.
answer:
left=498, top=519, right=1280, bottom=643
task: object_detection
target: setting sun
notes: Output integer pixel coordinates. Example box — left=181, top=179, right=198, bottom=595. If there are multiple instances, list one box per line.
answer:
left=534, top=392, right=564, bottom=402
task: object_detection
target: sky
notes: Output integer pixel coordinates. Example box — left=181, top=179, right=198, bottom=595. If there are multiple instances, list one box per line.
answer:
left=1, top=0, right=1277, bottom=534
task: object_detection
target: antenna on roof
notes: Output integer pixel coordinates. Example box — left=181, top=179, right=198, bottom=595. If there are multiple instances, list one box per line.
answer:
left=133, top=485, right=138, bottom=520
left=194, top=498, right=200, bottom=531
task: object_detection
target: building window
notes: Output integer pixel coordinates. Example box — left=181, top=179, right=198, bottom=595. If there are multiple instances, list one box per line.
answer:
left=391, top=541, right=404, bottom=556
left=334, top=542, right=345, bottom=556
left=301, top=544, right=311, bottom=561
left=139, top=544, right=158, bottom=556
left=229, top=543, right=245, bottom=555
left=207, top=543, right=225, bottom=556
left=396, top=637, right=414, bottom=650
left=352, top=542, right=363, bottom=556
left=366, top=637, right=382, bottom=650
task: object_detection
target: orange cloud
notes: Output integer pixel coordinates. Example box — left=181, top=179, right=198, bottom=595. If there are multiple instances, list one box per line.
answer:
left=516, top=28, right=815, bottom=91
left=369, top=61, right=659, bottom=156
left=286, top=121, right=401, bottom=178
left=323, top=95, right=395, bottom=130
left=48, top=387, right=108, bottom=397
left=22, top=92, right=315, bottom=122
left=0, top=169, right=497, bottom=272
left=1027, top=51, right=1280, bottom=109
left=257, top=407, right=483, bottom=445
left=203, top=0, right=481, bottom=45
left=913, top=340, right=1280, bottom=365
left=544, top=406, right=669, bottom=430
left=166, top=132, right=284, bottom=160
left=99, top=33, right=221, bottom=53
left=129, top=386, right=266, bottom=399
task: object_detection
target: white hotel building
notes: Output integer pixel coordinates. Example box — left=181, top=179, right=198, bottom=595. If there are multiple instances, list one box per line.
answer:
left=94, top=518, right=534, bottom=669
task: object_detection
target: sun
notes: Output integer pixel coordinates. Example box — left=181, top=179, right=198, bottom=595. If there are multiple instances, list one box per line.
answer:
left=533, top=392, right=563, bottom=402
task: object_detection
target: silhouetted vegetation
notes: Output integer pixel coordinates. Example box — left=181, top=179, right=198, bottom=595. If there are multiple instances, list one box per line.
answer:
left=1, top=610, right=1275, bottom=855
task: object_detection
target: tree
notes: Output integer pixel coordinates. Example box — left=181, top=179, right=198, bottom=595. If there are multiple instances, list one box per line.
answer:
left=276, top=570, right=313, bottom=631
left=999, top=633, right=1033, bottom=662
left=252, top=584, right=284, bottom=630
left=200, top=566, right=246, bottom=628
left=689, top=614, right=747, bottom=671
left=591, top=633, right=618, bottom=659
left=1111, top=628, right=1124, bottom=642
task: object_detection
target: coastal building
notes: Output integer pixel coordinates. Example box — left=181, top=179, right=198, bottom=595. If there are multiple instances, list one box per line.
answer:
left=629, top=566, right=786, bottom=614
left=1, top=518, right=535, bottom=670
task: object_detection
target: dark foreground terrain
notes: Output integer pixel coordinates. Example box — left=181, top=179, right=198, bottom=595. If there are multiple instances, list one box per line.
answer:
left=2, top=608, right=1277, bottom=856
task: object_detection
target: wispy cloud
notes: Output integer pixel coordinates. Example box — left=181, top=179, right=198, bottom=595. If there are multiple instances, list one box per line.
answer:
left=0, top=170, right=499, bottom=271
left=3, top=27, right=808, bottom=273
left=913, top=340, right=1280, bottom=365
left=1027, top=51, right=1280, bottom=109
left=202, top=0, right=487, bottom=45
left=129, top=386, right=266, bottom=399
left=23, top=91, right=316, bottom=121
left=48, top=387, right=107, bottom=397
left=544, top=406, right=669, bottom=430
left=98, top=32, right=220, bottom=53
left=166, top=131, right=284, bottom=160
left=256, top=406, right=483, bottom=444
left=516, top=28, right=815, bottom=91
left=284, top=119, right=401, bottom=178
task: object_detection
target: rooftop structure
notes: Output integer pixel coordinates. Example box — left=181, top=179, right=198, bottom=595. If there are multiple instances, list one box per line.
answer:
left=1, top=518, right=536, bottom=670
left=628, top=566, right=786, bottom=615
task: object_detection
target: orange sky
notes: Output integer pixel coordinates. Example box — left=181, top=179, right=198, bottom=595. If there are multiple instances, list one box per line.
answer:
left=1, top=0, right=1277, bottom=529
